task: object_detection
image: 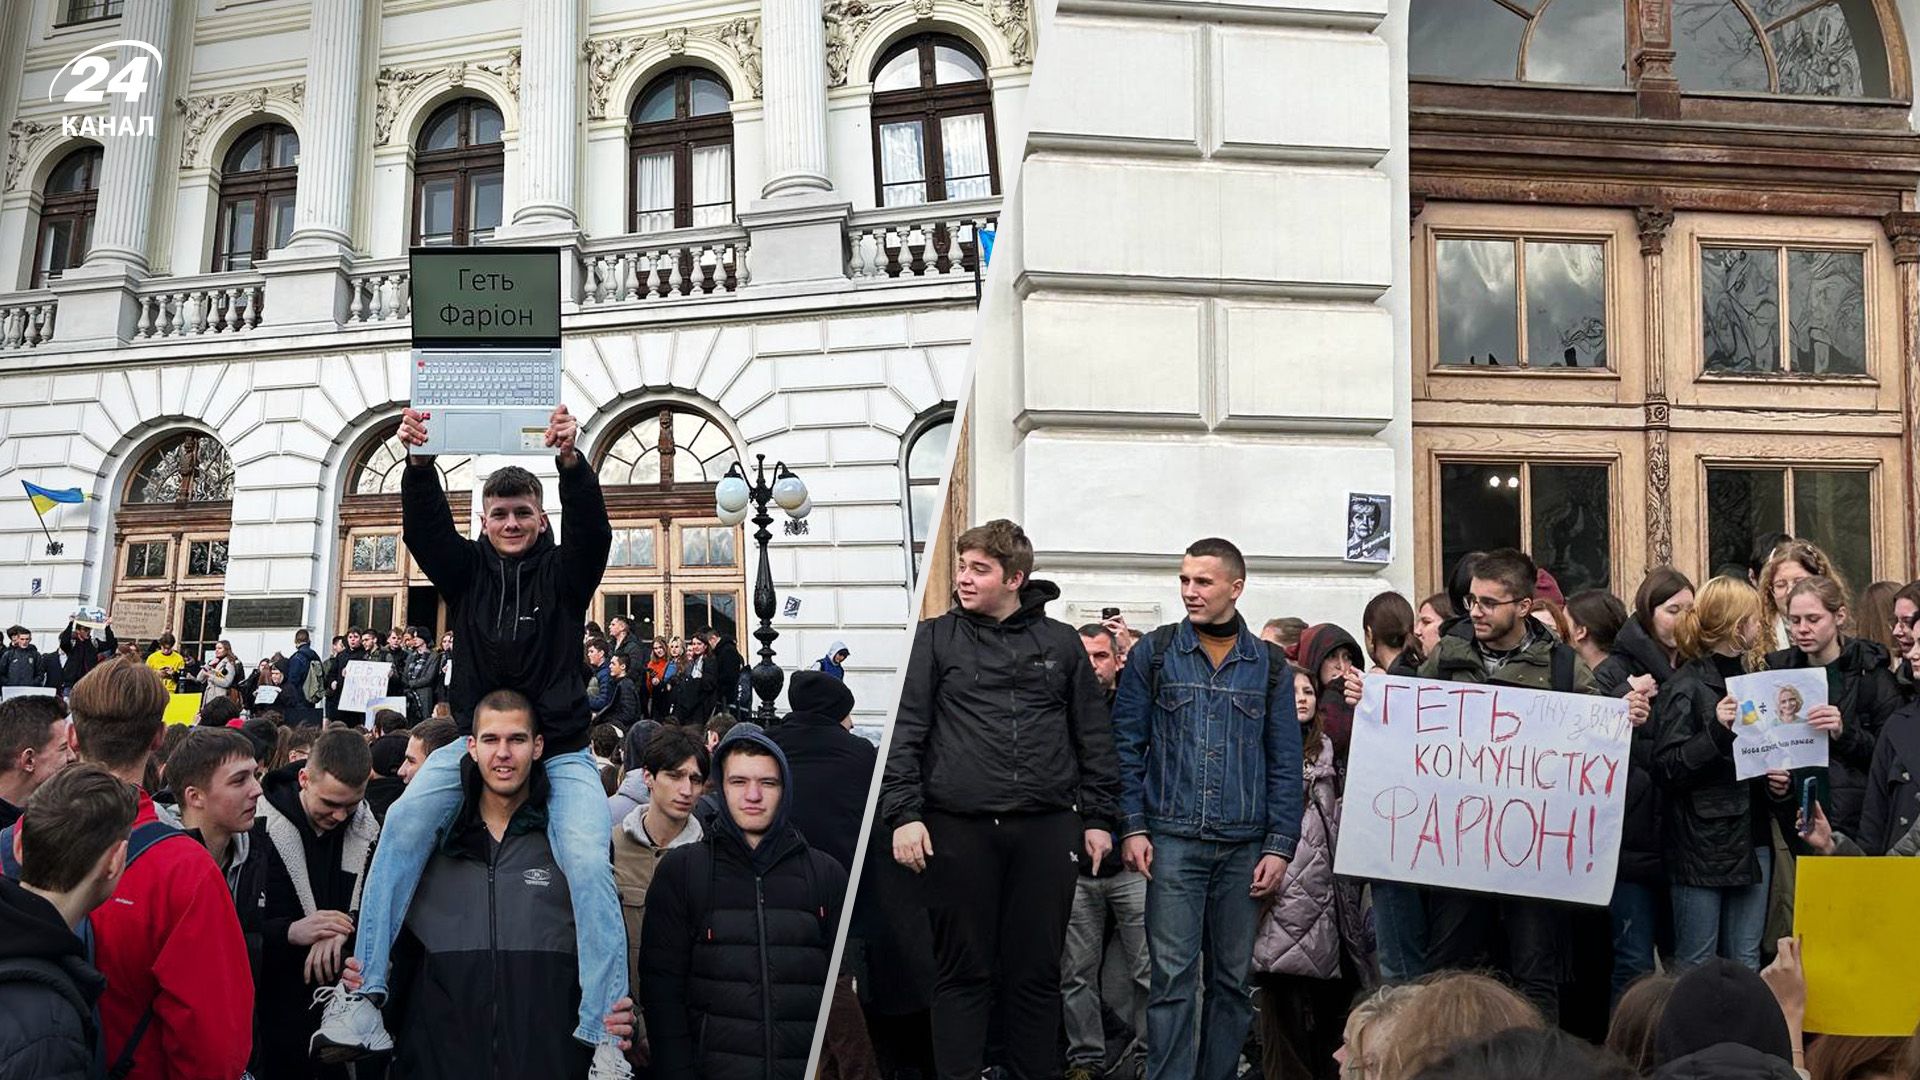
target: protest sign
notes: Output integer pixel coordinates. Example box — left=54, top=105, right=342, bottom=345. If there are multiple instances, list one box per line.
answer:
left=0, top=686, right=55, bottom=701
left=70, top=606, right=108, bottom=631
left=1332, top=674, right=1632, bottom=906
left=112, top=599, right=167, bottom=643
left=1796, top=856, right=1920, bottom=1036
left=337, top=660, right=392, bottom=716
left=163, top=694, right=201, bottom=726
left=363, top=696, right=408, bottom=728
left=1725, top=669, right=1830, bottom=781
left=252, top=685, right=282, bottom=707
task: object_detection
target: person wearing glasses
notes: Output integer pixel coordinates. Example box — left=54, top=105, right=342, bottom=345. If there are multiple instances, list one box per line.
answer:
left=1359, top=549, right=1649, bottom=1022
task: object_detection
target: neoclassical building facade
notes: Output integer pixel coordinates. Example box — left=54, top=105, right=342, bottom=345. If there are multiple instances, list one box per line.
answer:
left=0, top=0, right=1030, bottom=725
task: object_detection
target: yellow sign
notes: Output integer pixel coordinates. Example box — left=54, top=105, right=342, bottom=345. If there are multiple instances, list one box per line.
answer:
left=163, top=694, right=201, bottom=727
left=1794, top=856, right=1920, bottom=1036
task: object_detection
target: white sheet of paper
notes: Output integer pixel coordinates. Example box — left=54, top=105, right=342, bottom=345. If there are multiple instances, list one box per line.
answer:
left=1332, top=674, right=1632, bottom=906
left=1726, top=668, right=1831, bottom=781
left=336, top=660, right=392, bottom=716
left=0, top=686, right=56, bottom=701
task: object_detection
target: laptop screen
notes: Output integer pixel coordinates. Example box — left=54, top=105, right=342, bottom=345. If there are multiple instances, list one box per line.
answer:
left=409, top=247, right=563, bottom=349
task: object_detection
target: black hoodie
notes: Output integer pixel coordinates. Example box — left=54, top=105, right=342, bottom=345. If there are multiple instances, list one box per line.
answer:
left=0, top=877, right=104, bottom=1080
left=880, top=579, right=1121, bottom=830
left=402, top=456, right=613, bottom=754
left=1595, top=618, right=1680, bottom=886
left=640, top=726, right=848, bottom=1080
left=1296, top=623, right=1363, bottom=762
left=768, top=708, right=877, bottom=873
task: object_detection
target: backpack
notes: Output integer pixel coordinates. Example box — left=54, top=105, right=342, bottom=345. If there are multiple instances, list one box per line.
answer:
left=300, top=653, right=325, bottom=705
left=0, top=817, right=193, bottom=1080
left=1142, top=623, right=1292, bottom=706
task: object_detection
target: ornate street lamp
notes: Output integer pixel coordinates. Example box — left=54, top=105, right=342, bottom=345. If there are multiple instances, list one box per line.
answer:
left=715, top=454, right=810, bottom=725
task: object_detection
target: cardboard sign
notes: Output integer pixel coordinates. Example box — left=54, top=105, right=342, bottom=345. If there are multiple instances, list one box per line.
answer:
left=364, top=696, right=407, bottom=729
left=252, top=685, right=282, bottom=707
left=163, top=693, right=201, bottom=726
left=1726, top=669, right=1830, bottom=780
left=112, top=599, right=168, bottom=643
left=1796, top=857, right=1920, bottom=1036
left=1333, top=674, right=1632, bottom=906
left=336, top=660, right=393, bottom=716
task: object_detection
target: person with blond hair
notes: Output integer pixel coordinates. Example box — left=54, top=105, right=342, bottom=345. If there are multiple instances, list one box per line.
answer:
left=1334, top=983, right=1420, bottom=1080
left=1372, top=972, right=1542, bottom=1080
left=1757, top=540, right=1848, bottom=652
left=1652, top=576, right=1776, bottom=970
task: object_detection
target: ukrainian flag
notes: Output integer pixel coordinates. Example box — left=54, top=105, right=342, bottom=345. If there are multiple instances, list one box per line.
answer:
left=23, top=481, right=85, bottom=517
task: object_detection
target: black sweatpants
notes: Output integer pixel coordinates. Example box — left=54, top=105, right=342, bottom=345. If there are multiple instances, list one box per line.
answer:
left=922, top=809, right=1082, bottom=1080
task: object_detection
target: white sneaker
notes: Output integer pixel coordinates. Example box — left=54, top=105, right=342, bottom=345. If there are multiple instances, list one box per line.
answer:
left=588, top=1041, right=634, bottom=1080
left=308, top=985, right=394, bottom=1063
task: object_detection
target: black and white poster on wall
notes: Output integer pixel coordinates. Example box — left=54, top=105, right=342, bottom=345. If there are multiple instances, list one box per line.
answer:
left=1345, top=492, right=1392, bottom=564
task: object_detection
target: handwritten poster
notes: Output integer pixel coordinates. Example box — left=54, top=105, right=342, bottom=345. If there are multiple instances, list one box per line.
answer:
left=1726, top=669, right=1830, bottom=781
left=336, top=660, right=392, bottom=717
left=111, top=599, right=168, bottom=643
left=1333, top=674, right=1632, bottom=906
left=1796, top=857, right=1920, bottom=1036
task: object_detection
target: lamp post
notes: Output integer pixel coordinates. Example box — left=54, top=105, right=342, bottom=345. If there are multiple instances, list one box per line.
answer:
left=715, top=454, right=811, bottom=726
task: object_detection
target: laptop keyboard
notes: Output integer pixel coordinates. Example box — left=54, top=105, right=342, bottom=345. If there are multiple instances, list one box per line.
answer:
left=412, top=356, right=560, bottom=407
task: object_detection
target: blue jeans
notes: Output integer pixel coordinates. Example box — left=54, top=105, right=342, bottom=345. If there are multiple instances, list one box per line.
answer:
left=1371, top=881, right=1428, bottom=983
left=1670, top=847, right=1772, bottom=972
left=1609, top=880, right=1659, bottom=1004
left=1144, top=834, right=1262, bottom=1080
left=354, top=741, right=628, bottom=1045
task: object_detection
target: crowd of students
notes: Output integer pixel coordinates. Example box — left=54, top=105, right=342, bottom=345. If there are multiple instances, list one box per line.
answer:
left=829, top=520, right=1920, bottom=1080
left=0, top=404, right=867, bottom=1080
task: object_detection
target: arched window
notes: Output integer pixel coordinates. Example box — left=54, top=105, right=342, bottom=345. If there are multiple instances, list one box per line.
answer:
left=1410, top=0, right=1627, bottom=86
left=213, top=123, right=300, bottom=271
left=348, top=427, right=475, bottom=495
left=905, top=417, right=950, bottom=576
left=1673, top=0, right=1891, bottom=97
left=125, top=432, right=234, bottom=505
left=414, top=98, right=505, bottom=247
left=630, top=69, right=735, bottom=233
left=871, top=35, right=998, bottom=207
left=597, top=405, right=741, bottom=488
left=33, top=147, right=101, bottom=287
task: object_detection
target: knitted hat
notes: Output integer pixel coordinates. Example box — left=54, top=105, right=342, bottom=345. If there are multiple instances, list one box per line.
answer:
left=788, top=670, right=854, bottom=720
left=1654, top=958, right=1792, bottom=1066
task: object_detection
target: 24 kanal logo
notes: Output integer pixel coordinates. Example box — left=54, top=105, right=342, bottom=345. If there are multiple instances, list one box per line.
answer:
left=49, top=39, right=164, bottom=138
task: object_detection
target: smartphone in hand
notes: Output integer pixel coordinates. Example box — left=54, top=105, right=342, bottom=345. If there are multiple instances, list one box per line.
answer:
left=1799, top=777, right=1818, bottom=835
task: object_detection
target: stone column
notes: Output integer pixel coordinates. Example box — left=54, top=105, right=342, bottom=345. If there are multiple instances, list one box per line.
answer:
left=510, top=0, right=580, bottom=225
left=287, top=0, right=365, bottom=251
left=84, top=0, right=173, bottom=270
left=758, top=0, right=831, bottom=198
left=1637, top=205, right=1675, bottom=570
left=1884, top=212, right=1920, bottom=577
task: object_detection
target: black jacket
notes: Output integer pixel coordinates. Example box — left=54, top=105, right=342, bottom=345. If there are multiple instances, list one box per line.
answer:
left=245, top=762, right=376, bottom=1080
left=1595, top=618, right=1678, bottom=886
left=709, top=638, right=745, bottom=713
left=1763, top=637, right=1901, bottom=837
left=768, top=710, right=878, bottom=873
left=386, top=759, right=591, bottom=1080
left=0, top=877, right=104, bottom=1080
left=1861, top=704, right=1920, bottom=854
left=401, top=648, right=442, bottom=723
left=1651, top=1043, right=1799, bottom=1080
left=670, top=661, right=720, bottom=724
left=0, top=646, right=50, bottom=688
left=56, top=623, right=115, bottom=689
left=640, top=727, right=847, bottom=1080
left=1651, top=656, right=1770, bottom=888
left=603, top=676, right=643, bottom=731
left=880, top=580, right=1121, bottom=830
left=402, top=456, right=612, bottom=754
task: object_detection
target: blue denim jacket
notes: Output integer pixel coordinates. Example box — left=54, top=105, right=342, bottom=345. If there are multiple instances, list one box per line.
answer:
left=1111, top=619, right=1303, bottom=858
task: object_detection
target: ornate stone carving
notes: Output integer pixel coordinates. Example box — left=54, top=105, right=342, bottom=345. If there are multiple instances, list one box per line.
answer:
left=1646, top=429, right=1673, bottom=567
left=583, top=19, right=763, bottom=117
left=1644, top=398, right=1670, bottom=428
left=5, top=119, right=58, bottom=192
left=374, top=51, right=520, bottom=145
left=1883, top=211, right=1920, bottom=265
left=824, top=0, right=1031, bottom=87
left=174, top=82, right=306, bottom=169
left=1635, top=205, right=1674, bottom=257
